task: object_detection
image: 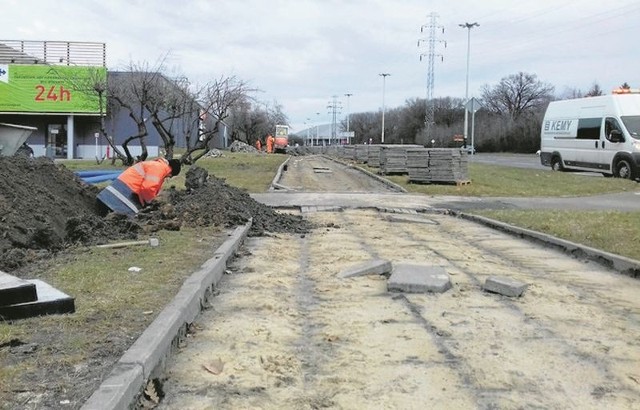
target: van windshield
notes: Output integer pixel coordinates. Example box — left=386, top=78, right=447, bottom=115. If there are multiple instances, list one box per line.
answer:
left=621, top=116, right=640, bottom=139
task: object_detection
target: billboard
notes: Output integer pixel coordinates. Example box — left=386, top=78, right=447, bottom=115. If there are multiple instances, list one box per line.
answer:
left=0, top=64, right=106, bottom=114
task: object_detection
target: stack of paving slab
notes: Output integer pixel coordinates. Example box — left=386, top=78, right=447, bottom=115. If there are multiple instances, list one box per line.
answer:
left=0, top=271, right=75, bottom=320
left=355, top=144, right=369, bottom=163
left=342, top=145, right=356, bottom=161
left=407, top=148, right=469, bottom=184
left=367, top=145, right=383, bottom=168
left=379, top=144, right=423, bottom=174
left=325, top=146, right=339, bottom=156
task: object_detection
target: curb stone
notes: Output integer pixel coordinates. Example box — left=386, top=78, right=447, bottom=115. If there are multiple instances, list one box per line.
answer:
left=454, top=211, right=640, bottom=278
left=81, top=222, right=252, bottom=410
left=269, top=155, right=292, bottom=191
left=322, top=155, right=407, bottom=193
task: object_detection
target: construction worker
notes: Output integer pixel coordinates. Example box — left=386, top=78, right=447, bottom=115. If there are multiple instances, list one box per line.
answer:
left=266, top=134, right=275, bottom=153
left=255, top=139, right=262, bottom=151
left=96, top=157, right=181, bottom=216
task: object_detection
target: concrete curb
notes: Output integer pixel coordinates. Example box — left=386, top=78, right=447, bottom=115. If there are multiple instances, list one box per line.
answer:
left=269, top=155, right=292, bottom=191
left=323, top=155, right=407, bottom=193
left=454, top=211, right=640, bottom=278
left=81, top=222, right=252, bottom=410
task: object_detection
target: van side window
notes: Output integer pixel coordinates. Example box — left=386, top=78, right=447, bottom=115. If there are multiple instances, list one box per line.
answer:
left=604, top=117, right=622, bottom=141
left=620, top=115, right=640, bottom=139
left=576, top=117, right=601, bottom=139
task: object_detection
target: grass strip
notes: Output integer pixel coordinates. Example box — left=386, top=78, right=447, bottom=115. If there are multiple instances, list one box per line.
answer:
left=0, top=226, right=226, bottom=405
left=470, top=209, right=640, bottom=261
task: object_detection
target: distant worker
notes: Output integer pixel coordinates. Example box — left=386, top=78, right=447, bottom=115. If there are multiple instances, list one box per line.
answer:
left=96, top=157, right=181, bottom=216
left=266, top=134, right=275, bottom=154
left=255, top=139, right=262, bottom=151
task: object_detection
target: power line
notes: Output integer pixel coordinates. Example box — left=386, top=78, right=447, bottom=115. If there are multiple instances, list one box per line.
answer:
left=448, top=2, right=640, bottom=67
left=418, top=12, right=445, bottom=139
left=326, top=95, right=342, bottom=145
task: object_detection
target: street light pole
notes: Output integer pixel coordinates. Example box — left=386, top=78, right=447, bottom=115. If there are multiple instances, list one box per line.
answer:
left=315, top=112, right=320, bottom=146
left=344, top=93, right=353, bottom=145
left=459, top=22, right=478, bottom=149
left=379, top=73, right=390, bottom=143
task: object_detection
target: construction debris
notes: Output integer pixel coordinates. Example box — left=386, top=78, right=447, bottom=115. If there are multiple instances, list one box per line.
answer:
left=229, top=140, right=258, bottom=153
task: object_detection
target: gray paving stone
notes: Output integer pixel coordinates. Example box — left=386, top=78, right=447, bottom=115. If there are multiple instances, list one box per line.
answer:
left=0, top=279, right=74, bottom=320
left=81, top=363, right=143, bottom=410
left=0, top=271, right=37, bottom=306
left=338, top=259, right=392, bottom=278
left=387, top=264, right=452, bottom=293
left=483, top=276, right=528, bottom=297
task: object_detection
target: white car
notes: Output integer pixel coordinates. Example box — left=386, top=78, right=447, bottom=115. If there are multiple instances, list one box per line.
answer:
left=460, top=145, right=475, bottom=154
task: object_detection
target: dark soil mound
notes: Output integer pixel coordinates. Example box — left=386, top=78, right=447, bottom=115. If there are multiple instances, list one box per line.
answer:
left=138, top=166, right=313, bottom=236
left=0, top=158, right=311, bottom=272
left=0, top=157, right=138, bottom=271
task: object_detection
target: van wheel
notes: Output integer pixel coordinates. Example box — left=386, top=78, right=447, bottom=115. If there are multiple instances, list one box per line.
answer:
left=614, top=158, right=634, bottom=179
left=551, top=156, right=564, bottom=171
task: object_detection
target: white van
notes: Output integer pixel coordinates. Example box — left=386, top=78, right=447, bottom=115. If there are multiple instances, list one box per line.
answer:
left=539, top=90, right=640, bottom=179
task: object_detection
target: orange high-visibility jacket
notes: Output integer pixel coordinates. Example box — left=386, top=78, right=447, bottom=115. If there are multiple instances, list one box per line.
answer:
left=266, top=135, right=274, bottom=153
left=118, top=158, right=173, bottom=205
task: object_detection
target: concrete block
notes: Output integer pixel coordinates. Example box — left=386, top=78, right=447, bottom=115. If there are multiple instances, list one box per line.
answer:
left=0, top=280, right=74, bottom=320
left=387, top=264, right=452, bottom=293
left=118, top=302, right=185, bottom=380
left=0, top=271, right=37, bottom=306
left=338, top=259, right=392, bottom=278
left=483, top=276, right=528, bottom=297
left=81, top=363, right=143, bottom=410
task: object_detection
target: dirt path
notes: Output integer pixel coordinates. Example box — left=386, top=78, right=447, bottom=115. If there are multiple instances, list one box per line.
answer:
left=277, top=155, right=398, bottom=193
left=158, top=209, right=640, bottom=409
left=156, top=156, right=640, bottom=409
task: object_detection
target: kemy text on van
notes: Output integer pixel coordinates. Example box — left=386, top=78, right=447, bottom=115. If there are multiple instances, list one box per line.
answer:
left=539, top=88, right=640, bottom=180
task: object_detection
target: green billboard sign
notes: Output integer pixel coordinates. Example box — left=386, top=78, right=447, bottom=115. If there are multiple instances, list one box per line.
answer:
left=0, top=64, right=106, bottom=114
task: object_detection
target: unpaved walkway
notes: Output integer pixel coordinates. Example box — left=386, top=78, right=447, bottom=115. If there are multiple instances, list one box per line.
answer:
left=277, top=155, right=398, bottom=192
left=158, top=209, right=640, bottom=409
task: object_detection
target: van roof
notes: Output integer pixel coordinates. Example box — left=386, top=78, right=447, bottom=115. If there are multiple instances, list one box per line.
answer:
left=546, top=94, right=640, bottom=117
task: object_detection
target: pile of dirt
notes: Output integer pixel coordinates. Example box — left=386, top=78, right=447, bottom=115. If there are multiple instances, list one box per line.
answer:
left=0, top=157, right=311, bottom=272
left=0, top=157, right=139, bottom=272
left=138, top=166, right=313, bottom=236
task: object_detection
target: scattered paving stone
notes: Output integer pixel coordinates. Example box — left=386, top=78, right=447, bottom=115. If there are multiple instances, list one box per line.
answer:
left=338, top=259, right=392, bottom=278
left=483, top=276, right=528, bottom=297
left=387, top=264, right=452, bottom=293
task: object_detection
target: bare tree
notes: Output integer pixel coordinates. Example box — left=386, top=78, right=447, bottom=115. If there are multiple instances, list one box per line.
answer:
left=182, top=76, right=255, bottom=164
left=585, top=82, right=603, bottom=97
left=144, top=75, right=198, bottom=160
left=107, top=65, right=170, bottom=165
left=560, top=87, right=583, bottom=99
left=480, top=72, right=554, bottom=120
left=229, top=98, right=269, bottom=145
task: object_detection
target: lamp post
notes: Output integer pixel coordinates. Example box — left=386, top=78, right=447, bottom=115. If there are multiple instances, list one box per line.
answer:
left=459, top=22, right=478, bottom=150
left=379, top=73, right=390, bottom=143
left=344, top=93, right=353, bottom=136
left=315, top=112, right=320, bottom=146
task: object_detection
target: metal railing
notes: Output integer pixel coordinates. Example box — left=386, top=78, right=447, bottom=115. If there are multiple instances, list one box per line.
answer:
left=0, top=40, right=106, bottom=66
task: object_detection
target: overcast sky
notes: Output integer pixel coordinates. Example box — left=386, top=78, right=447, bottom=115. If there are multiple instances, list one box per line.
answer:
left=3, top=0, right=639, bottom=133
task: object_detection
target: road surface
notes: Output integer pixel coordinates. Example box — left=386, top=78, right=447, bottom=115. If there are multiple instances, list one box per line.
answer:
left=157, top=155, right=640, bottom=409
